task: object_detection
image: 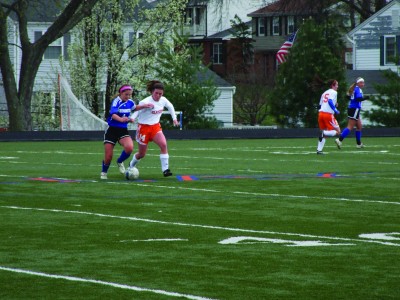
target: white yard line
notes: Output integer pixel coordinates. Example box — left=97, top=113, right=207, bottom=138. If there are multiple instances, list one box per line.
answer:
left=1, top=205, right=399, bottom=247
left=0, top=266, right=216, bottom=300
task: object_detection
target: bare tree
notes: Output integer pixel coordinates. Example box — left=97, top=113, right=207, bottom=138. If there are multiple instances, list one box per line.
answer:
left=0, top=0, right=100, bottom=131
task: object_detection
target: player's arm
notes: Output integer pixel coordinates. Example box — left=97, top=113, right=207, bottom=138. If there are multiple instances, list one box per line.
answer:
left=328, top=99, right=340, bottom=114
left=164, top=100, right=179, bottom=126
left=135, top=103, right=154, bottom=110
left=354, top=89, right=370, bottom=101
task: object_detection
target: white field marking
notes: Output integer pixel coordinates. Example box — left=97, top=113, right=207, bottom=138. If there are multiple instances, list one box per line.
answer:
left=1, top=205, right=399, bottom=247
left=1, top=173, right=399, bottom=201
left=0, top=156, right=18, bottom=160
left=218, top=236, right=355, bottom=247
left=359, top=233, right=400, bottom=241
left=0, top=266, right=216, bottom=300
left=115, top=182, right=400, bottom=206
left=120, top=238, right=189, bottom=243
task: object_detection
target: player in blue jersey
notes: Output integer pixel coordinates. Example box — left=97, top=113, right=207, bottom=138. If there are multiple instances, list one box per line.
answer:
left=100, top=85, right=153, bottom=180
left=335, top=77, right=370, bottom=149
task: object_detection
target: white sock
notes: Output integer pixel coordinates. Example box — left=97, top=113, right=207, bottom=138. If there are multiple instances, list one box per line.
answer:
left=160, top=153, right=169, bottom=172
left=129, top=154, right=140, bottom=168
left=317, top=138, right=326, bottom=152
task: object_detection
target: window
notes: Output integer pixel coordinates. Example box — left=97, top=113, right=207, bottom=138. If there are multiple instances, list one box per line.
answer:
left=385, top=36, right=396, bottom=64
left=213, top=43, right=223, bottom=64
left=272, top=17, right=280, bottom=35
left=381, top=35, right=399, bottom=65
left=258, top=17, right=265, bottom=36
left=185, top=8, right=193, bottom=25
left=45, top=38, right=62, bottom=59
left=287, top=16, right=295, bottom=34
left=34, top=31, right=69, bottom=60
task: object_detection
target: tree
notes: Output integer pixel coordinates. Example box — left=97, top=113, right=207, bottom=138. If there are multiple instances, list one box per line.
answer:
left=233, top=79, right=271, bottom=126
left=270, top=19, right=346, bottom=128
left=363, top=69, right=400, bottom=127
left=0, top=0, right=100, bottom=131
left=228, top=15, right=272, bottom=126
left=152, top=31, right=220, bottom=129
left=65, top=0, right=188, bottom=120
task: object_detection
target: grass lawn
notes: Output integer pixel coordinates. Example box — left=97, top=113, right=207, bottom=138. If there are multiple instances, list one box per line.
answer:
left=0, top=137, right=399, bottom=299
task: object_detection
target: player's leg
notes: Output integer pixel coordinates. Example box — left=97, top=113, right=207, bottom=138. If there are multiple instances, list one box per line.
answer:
left=355, top=117, right=364, bottom=148
left=153, top=132, right=172, bottom=176
left=101, top=142, right=114, bottom=179
left=116, top=135, right=133, bottom=174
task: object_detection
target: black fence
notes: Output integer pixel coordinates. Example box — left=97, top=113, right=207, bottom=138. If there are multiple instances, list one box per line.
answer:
left=0, top=127, right=399, bottom=142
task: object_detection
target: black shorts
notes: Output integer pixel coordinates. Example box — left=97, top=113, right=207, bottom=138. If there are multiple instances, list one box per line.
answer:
left=347, top=108, right=361, bottom=120
left=104, top=126, right=131, bottom=145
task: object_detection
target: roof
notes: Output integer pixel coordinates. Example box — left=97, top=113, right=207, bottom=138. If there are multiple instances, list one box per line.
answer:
left=347, top=0, right=400, bottom=36
left=197, top=68, right=234, bottom=88
left=345, top=70, right=389, bottom=94
left=248, top=0, right=331, bottom=17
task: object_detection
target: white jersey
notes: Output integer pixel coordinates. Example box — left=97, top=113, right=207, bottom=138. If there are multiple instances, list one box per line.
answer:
left=134, top=95, right=177, bottom=125
left=318, top=88, right=337, bottom=114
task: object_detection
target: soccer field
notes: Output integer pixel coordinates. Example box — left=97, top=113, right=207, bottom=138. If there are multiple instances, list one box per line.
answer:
left=0, top=137, right=399, bottom=299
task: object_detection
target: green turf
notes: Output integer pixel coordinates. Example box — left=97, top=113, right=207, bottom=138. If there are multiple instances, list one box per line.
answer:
left=0, top=137, right=399, bottom=299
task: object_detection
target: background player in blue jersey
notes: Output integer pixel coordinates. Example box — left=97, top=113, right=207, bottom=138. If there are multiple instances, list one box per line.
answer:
left=100, top=85, right=153, bottom=180
left=335, top=77, right=369, bottom=149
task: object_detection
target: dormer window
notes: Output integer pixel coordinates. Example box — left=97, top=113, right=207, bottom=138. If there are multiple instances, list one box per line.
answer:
left=287, top=16, right=295, bottom=34
left=272, top=17, right=280, bottom=35
left=258, top=17, right=265, bottom=36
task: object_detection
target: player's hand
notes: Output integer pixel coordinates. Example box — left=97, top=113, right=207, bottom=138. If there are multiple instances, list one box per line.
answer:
left=335, top=110, right=340, bottom=115
left=173, top=119, right=179, bottom=127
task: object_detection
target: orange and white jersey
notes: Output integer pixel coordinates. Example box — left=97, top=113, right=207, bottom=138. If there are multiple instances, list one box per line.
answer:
left=318, top=88, right=337, bottom=114
left=133, top=95, right=177, bottom=125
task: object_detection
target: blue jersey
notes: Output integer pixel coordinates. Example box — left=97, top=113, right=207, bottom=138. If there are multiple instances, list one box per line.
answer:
left=348, top=86, right=363, bottom=109
left=107, top=96, right=136, bottom=128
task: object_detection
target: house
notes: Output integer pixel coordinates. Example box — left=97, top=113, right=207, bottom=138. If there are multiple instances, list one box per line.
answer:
left=0, top=0, right=235, bottom=129
left=346, top=0, right=400, bottom=72
left=183, top=0, right=271, bottom=79
left=247, top=0, right=313, bottom=84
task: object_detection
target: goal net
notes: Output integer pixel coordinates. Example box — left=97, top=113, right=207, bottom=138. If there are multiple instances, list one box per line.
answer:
left=59, top=75, right=108, bottom=131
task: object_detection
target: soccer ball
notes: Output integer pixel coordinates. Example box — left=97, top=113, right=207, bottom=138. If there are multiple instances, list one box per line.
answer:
left=125, top=167, right=139, bottom=180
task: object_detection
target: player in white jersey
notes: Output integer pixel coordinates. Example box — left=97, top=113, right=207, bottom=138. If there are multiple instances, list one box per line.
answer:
left=128, top=80, right=179, bottom=177
left=316, top=79, right=341, bottom=154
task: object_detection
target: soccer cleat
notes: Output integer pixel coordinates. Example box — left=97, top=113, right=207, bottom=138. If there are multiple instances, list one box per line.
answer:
left=117, top=162, right=125, bottom=174
left=163, top=169, right=173, bottom=177
left=335, top=138, right=342, bottom=149
left=356, top=143, right=365, bottom=148
left=317, top=151, right=324, bottom=155
left=100, top=172, right=108, bottom=180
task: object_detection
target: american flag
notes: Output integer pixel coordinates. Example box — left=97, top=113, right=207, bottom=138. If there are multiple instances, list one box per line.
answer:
left=276, top=31, right=298, bottom=64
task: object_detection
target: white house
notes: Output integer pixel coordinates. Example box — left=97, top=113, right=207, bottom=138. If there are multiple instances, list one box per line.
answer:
left=347, top=0, right=400, bottom=72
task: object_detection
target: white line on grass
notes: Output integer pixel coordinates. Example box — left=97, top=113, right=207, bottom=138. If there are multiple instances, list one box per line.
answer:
left=120, top=238, right=189, bottom=243
left=1, top=205, right=399, bottom=247
left=0, top=266, right=216, bottom=300
left=122, top=182, right=400, bottom=206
